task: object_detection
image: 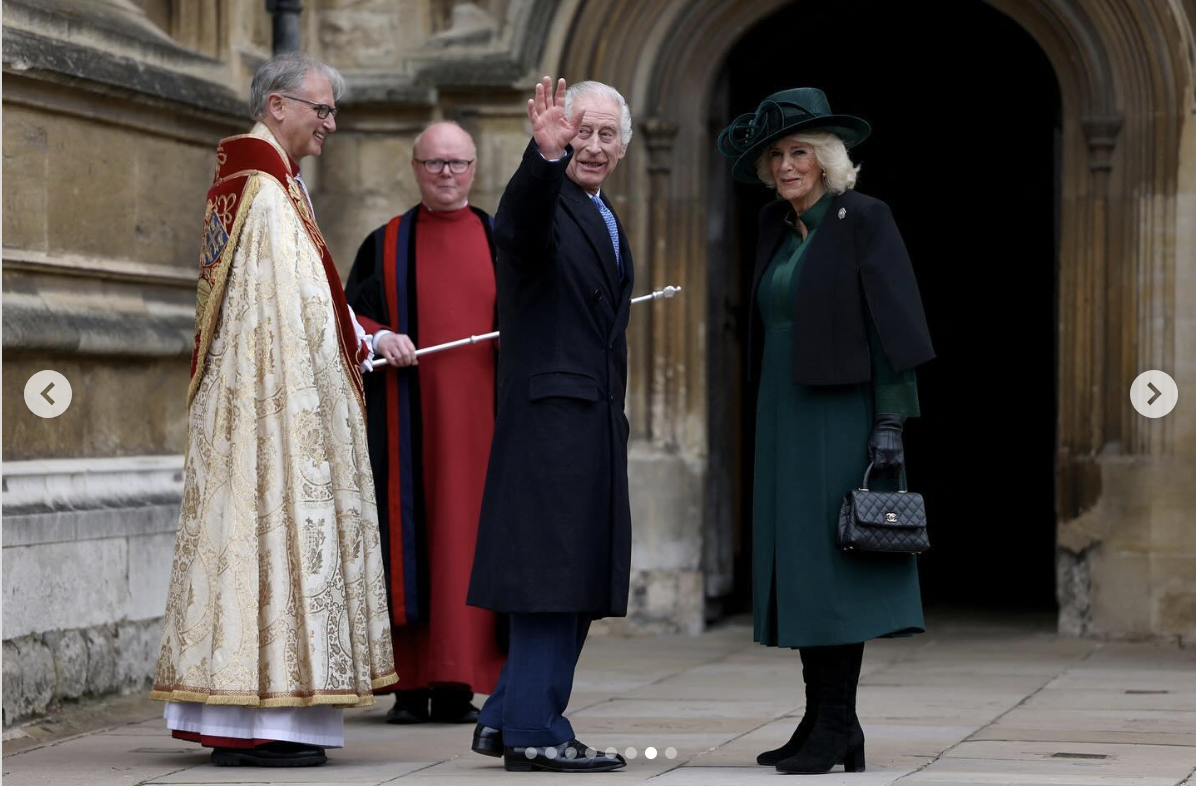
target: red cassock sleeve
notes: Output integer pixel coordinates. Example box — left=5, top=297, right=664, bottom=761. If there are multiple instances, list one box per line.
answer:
left=356, top=313, right=391, bottom=336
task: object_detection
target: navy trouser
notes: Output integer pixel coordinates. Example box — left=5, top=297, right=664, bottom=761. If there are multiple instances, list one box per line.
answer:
left=477, top=612, right=591, bottom=747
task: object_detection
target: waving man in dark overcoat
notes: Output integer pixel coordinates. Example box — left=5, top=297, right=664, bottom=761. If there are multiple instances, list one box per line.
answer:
left=466, top=76, right=635, bottom=774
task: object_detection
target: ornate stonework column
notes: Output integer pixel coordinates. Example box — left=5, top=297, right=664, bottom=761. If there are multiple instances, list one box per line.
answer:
left=641, top=117, right=681, bottom=445
left=1082, top=113, right=1123, bottom=452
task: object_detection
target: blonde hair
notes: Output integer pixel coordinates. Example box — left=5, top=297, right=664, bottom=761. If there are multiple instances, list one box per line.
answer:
left=755, top=131, right=860, bottom=195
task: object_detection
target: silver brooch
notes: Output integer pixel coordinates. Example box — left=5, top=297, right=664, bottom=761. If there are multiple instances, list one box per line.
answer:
left=838, top=208, right=846, bottom=219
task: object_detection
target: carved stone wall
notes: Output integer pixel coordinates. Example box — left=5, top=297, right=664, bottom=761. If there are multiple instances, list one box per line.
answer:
left=2, top=0, right=262, bottom=726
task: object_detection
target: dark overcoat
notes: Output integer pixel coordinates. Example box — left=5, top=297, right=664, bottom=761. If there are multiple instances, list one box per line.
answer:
left=467, top=140, right=635, bottom=616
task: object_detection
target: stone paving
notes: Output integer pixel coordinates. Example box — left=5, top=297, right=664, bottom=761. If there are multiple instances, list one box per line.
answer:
left=3, top=614, right=1194, bottom=785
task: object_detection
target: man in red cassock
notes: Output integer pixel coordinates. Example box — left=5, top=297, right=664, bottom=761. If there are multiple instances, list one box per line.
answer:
left=346, top=121, right=504, bottom=725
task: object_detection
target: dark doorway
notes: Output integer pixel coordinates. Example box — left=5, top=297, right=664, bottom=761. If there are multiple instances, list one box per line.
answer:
left=706, top=0, right=1060, bottom=615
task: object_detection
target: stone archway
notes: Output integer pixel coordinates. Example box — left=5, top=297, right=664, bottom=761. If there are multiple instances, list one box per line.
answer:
left=553, top=0, right=1196, bottom=638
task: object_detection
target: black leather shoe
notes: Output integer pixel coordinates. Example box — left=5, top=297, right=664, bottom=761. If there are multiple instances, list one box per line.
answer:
left=430, top=686, right=480, bottom=723
left=211, top=742, right=327, bottom=767
left=385, top=689, right=430, bottom=724
left=435, top=703, right=480, bottom=723
left=471, top=724, right=503, bottom=757
left=503, top=739, right=626, bottom=773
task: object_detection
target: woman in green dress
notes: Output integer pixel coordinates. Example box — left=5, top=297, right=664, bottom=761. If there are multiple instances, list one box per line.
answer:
left=717, top=89, right=935, bottom=775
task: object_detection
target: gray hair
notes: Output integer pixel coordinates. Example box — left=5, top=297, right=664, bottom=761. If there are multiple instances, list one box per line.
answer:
left=755, top=131, right=860, bottom=195
left=249, top=52, right=346, bottom=121
left=565, top=81, right=633, bottom=146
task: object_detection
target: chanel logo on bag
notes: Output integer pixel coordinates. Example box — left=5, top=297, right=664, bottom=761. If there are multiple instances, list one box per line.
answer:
left=885, top=512, right=898, bottom=523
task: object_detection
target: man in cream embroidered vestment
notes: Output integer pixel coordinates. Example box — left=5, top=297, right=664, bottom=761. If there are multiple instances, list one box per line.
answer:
left=150, top=52, right=397, bottom=768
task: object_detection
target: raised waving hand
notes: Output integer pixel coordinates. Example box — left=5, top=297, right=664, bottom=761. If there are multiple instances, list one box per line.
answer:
left=528, top=76, right=584, bottom=161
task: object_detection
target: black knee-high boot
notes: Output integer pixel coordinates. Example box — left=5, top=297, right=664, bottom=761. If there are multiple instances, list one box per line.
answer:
left=775, top=642, right=865, bottom=774
left=757, top=648, right=821, bottom=765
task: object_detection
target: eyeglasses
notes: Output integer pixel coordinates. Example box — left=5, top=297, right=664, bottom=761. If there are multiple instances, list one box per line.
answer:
left=280, top=94, right=338, bottom=119
left=414, top=158, right=475, bottom=174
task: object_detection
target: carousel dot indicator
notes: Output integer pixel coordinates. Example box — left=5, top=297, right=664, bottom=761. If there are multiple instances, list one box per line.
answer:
left=544, top=745, right=558, bottom=760
left=645, top=746, right=658, bottom=759
left=585, top=747, right=598, bottom=759
left=665, top=747, right=678, bottom=759
left=564, top=745, right=578, bottom=759
left=524, top=747, right=538, bottom=760
left=605, top=746, right=619, bottom=759
left=625, top=746, right=638, bottom=759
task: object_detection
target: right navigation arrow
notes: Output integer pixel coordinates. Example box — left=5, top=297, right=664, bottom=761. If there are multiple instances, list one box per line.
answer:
left=1146, top=382, right=1161, bottom=405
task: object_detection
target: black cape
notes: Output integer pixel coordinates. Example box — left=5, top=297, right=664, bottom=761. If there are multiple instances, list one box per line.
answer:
left=748, top=190, right=934, bottom=385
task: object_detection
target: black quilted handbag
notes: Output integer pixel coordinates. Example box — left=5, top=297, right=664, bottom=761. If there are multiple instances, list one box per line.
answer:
left=836, top=463, right=929, bottom=554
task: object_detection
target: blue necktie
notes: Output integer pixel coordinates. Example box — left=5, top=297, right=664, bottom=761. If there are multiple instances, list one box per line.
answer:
left=590, top=194, right=622, bottom=277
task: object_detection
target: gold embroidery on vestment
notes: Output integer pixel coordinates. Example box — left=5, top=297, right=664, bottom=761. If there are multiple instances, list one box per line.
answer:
left=158, top=134, right=397, bottom=707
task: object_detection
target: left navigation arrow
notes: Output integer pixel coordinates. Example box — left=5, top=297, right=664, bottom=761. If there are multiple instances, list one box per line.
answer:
left=24, top=370, right=73, bottom=418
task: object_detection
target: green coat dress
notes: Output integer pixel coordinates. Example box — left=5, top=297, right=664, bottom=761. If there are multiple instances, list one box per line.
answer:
left=753, top=193, right=924, bottom=648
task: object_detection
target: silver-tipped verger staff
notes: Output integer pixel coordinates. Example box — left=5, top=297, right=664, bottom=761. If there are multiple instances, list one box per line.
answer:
left=368, top=285, right=682, bottom=370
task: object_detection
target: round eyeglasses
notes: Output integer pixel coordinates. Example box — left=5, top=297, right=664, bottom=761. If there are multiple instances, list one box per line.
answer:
left=280, top=94, right=338, bottom=119
left=414, top=158, right=475, bottom=174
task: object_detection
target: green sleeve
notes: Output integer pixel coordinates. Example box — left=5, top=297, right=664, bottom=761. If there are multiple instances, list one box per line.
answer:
left=869, top=317, right=921, bottom=417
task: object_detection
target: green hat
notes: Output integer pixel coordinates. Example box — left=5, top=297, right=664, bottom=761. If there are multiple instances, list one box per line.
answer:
left=716, top=87, right=871, bottom=184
